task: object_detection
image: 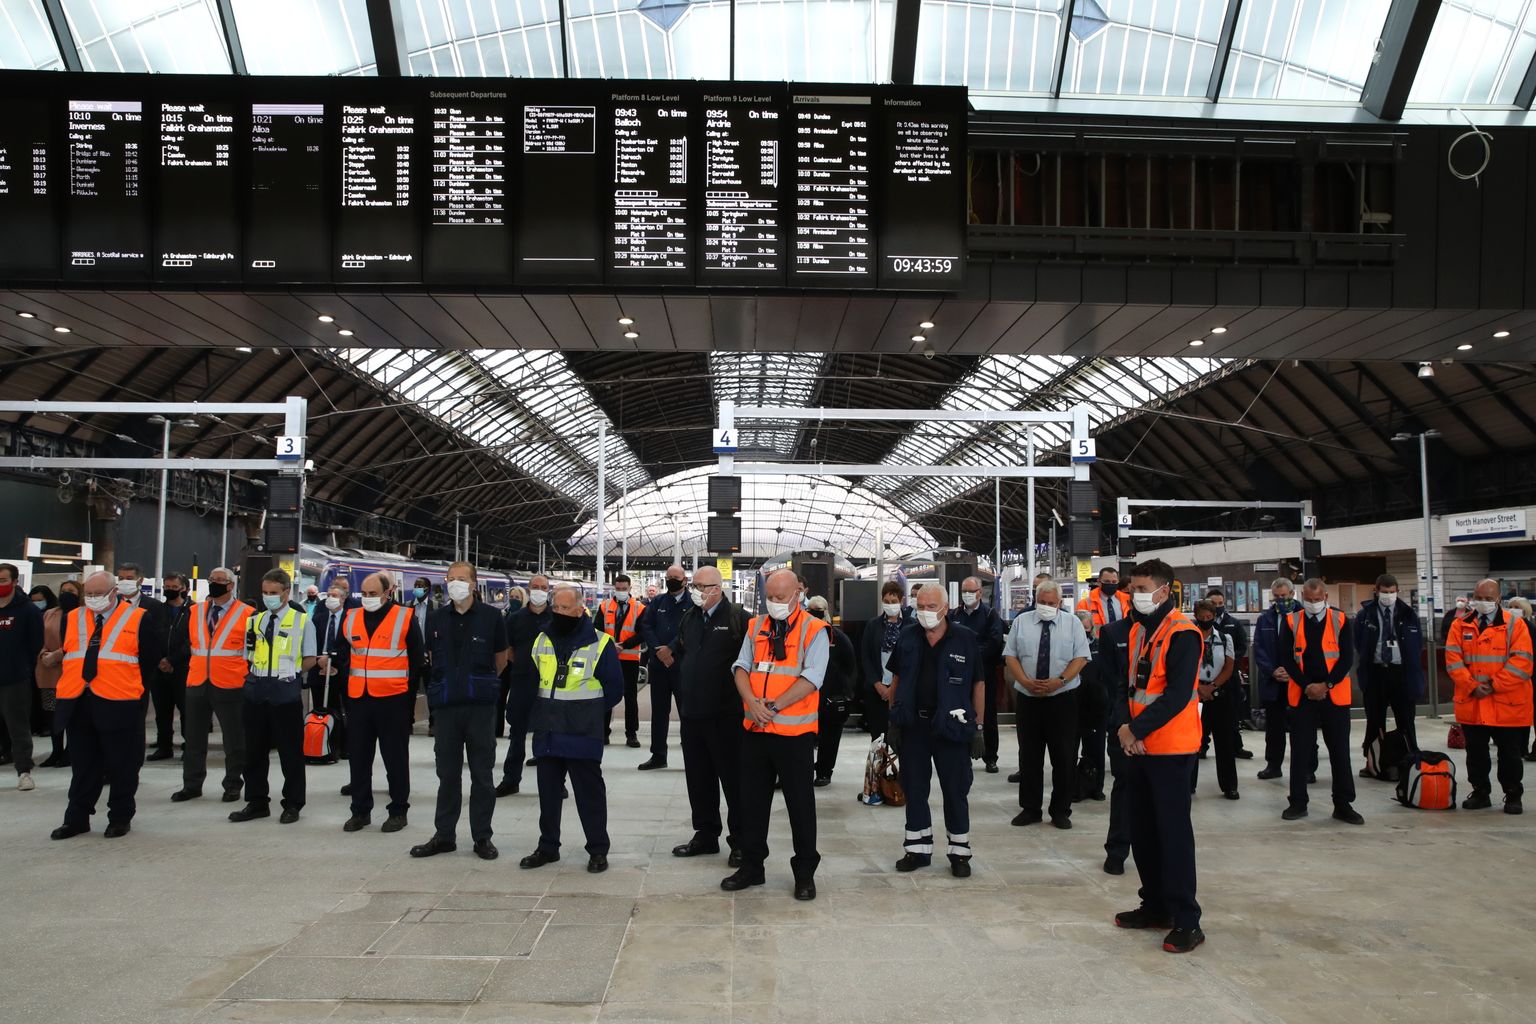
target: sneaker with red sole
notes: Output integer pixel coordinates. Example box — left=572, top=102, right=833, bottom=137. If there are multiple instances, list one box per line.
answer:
left=1162, top=926, right=1206, bottom=954
left=1114, top=907, right=1173, bottom=930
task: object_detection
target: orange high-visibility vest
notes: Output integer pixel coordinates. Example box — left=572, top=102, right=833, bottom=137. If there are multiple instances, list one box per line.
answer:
left=1446, top=611, right=1534, bottom=727
left=1287, top=608, right=1352, bottom=707
left=1127, top=609, right=1203, bottom=755
left=1083, top=587, right=1131, bottom=628
left=187, top=599, right=253, bottom=689
left=345, top=604, right=412, bottom=698
left=57, top=604, right=146, bottom=702
left=743, top=608, right=827, bottom=737
left=600, top=597, right=645, bottom=663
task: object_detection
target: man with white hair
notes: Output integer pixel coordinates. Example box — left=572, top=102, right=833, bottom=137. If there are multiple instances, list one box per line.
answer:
left=50, top=571, right=153, bottom=839
left=176, top=566, right=251, bottom=803
left=1277, top=578, right=1362, bottom=825
left=1003, top=577, right=1090, bottom=829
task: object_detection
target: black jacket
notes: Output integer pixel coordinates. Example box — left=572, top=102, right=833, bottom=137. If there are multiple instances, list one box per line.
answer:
left=673, top=598, right=750, bottom=720
left=159, top=598, right=193, bottom=680
left=949, top=602, right=1005, bottom=668
left=822, top=622, right=856, bottom=700
left=861, top=610, right=912, bottom=687
left=124, top=594, right=166, bottom=676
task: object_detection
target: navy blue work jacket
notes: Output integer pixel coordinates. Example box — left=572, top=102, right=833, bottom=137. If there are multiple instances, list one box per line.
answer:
left=427, top=599, right=509, bottom=708
left=886, top=622, right=984, bottom=743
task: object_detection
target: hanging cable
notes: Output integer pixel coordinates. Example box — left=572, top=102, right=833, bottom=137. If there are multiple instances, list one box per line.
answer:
left=1448, top=109, right=1492, bottom=187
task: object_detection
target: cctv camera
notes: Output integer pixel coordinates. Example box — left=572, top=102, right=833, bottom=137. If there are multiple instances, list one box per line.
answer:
left=923, top=346, right=936, bottom=360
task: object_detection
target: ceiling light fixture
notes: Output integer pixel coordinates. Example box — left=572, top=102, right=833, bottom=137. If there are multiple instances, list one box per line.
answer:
left=911, top=334, right=926, bottom=343
left=317, top=315, right=334, bottom=323
left=337, top=329, right=354, bottom=337
left=17, top=311, right=35, bottom=319
left=53, top=326, right=70, bottom=334
left=1188, top=339, right=1204, bottom=347
left=1493, top=330, right=1510, bottom=338
left=235, top=346, right=253, bottom=353
left=618, top=316, right=634, bottom=326
left=1457, top=343, right=1473, bottom=351
left=1210, top=326, right=1227, bottom=334
left=1417, top=362, right=1435, bottom=379
left=919, top=321, right=935, bottom=330
left=623, top=331, right=639, bottom=339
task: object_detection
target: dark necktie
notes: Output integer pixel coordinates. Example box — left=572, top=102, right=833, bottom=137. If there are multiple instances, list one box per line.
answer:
left=326, top=613, right=338, bottom=653
left=1104, top=595, right=1117, bottom=623
left=264, top=613, right=278, bottom=674
left=1035, top=619, right=1053, bottom=680
left=82, top=612, right=104, bottom=683
left=209, top=603, right=222, bottom=633
left=1379, top=608, right=1393, bottom=664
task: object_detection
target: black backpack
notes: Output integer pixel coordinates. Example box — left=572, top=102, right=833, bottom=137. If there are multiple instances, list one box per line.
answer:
left=1364, top=729, right=1410, bottom=782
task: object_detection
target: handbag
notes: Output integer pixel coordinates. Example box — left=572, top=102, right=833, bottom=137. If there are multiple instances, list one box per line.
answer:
left=1447, top=723, right=1466, bottom=750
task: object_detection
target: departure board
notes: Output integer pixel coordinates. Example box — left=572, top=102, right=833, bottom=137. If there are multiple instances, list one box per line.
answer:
left=156, top=100, right=239, bottom=281
left=789, top=93, right=875, bottom=288
left=700, top=90, right=784, bottom=286
left=248, top=102, right=328, bottom=282
left=336, top=102, right=420, bottom=282
left=519, top=102, right=601, bottom=284
left=427, top=94, right=512, bottom=283
left=0, top=99, right=56, bottom=279
left=608, top=93, right=692, bottom=284
left=877, top=90, right=965, bottom=291
left=63, top=98, right=150, bottom=281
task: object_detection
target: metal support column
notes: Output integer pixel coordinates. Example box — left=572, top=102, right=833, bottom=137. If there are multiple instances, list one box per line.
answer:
left=220, top=471, right=230, bottom=569
left=154, top=417, right=170, bottom=593
left=1026, top=428, right=1036, bottom=582
left=1418, top=432, right=1440, bottom=718
left=596, top=422, right=607, bottom=589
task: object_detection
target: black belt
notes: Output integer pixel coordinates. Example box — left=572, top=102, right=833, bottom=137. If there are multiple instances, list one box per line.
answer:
left=917, top=708, right=935, bottom=720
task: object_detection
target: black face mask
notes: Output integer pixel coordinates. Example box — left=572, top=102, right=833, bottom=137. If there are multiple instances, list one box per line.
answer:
left=549, top=612, right=582, bottom=636
left=1197, top=620, right=1214, bottom=631
left=164, top=590, right=182, bottom=603
left=59, top=592, right=80, bottom=613
left=208, top=581, right=230, bottom=599
left=665, top=578, right=684, bottom=593
left=1100, top=582, right=1119, bottom=595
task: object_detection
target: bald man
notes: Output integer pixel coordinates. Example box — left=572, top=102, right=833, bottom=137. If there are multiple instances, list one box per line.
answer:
left=1447, top=578, right=1534, bottom=813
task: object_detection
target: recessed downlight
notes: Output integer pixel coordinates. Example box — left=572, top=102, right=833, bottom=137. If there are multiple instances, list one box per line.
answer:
left=1188, top=339, right=1204, bottom=347
left=1457, top=343, right=1474, bottom=351
left=618, top=316, right=634, bottom=326
left=1210, top=326, right=1227, bottom=334
left=1493, top=330, right=1511, bottom=338
left=911, top=334, right=926, bottom=343
left=317, top=315, right=334, bottom=323
left=919, top=321, right=935, bottom=330
left=17, top=311, right=35, bottom=319
left=623, top=331, right=639, bottom=339
left=337, top=329, right=354, bottom=337
left=235, top=346, right=253, bottom=353
left=53, top=326, right=70, bottom=334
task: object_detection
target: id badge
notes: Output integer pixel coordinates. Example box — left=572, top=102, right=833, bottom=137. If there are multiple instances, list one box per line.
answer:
left=756, top=661, right=775, bottom=675
left=881, top=666, right=894, bottom=686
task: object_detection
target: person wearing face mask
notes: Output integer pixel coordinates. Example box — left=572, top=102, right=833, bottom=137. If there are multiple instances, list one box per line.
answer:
left=1083, top=567, right=1131, bottom=628
left=885, top=584, right=985, bottom=877
left=1351, top=573, right=1423, bottom=771
left=113, top=562, right=166, bottom=681
left=50, top=571, right=153, bottom=839
left=1446, top=578, right=1534, bottom=813
left=412, top=562, right=508, bottom=860
left=409, top=577, right=434, bottom=730
left=636, top=565, right=690, bottom=770
left=338, top=571, right=424, bottom=833
left=949, top=577, right=1005, bottom=774
left=860, top=580, right=910, bottom=741
left=1276, top=579, right=1362, bottom=825
left=497, top=575, right=554, bottom=797
left=1002, top=579, right=1090, bottom=828
left=1189, top=601, right=1238, bottom=800
left=303, top=586, right=320, bottom=618
left=308, top=580, right=358, bottom=756
left=176, top=566, right=251, bottom=803
left=594, top=573, right=645, bottom=748
left=724, top=569, right=829, bottom=900
left=806, top=595, right=856, bottom=787
left=36, top=580, right=77, bottom=768
left=0, top=563, right=44, bottom=792
left=1253, top=578, right=1315, bottom=785
left=518, top=585, right=624, bottom=873
left=1104, top=559, right=1206, bottom=954
left=145, top=571, right=193, bottom=763
left=229, top=569, right=316, bottom=824
left=1203, top=588, right=1254, bottom=759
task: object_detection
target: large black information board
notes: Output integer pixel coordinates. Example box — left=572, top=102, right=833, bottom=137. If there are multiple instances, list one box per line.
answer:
left=0, top=72, right=966, bottom=291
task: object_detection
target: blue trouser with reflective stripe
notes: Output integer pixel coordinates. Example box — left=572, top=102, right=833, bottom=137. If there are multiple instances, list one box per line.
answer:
left=899, top=716, right=973, bottom=860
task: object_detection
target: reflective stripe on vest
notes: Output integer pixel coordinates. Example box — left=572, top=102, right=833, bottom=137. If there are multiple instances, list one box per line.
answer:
left=188, top=601, right=252, bottom=689
left=1126, top=610, right=1203, bottom=754
left=745, top=609, right=826, bottom=734
left=533, top=633, right=611, bottom=700
left=345, top=604, right=412, bottom=697
left=1447, top=613, right=1535, bottom=728
left=600, top=598, right=643, bottom=662
left=57, top=603, right=145, bottom=702
left=1287, top=609, right=1352, bottom=707
left=249, top=606, right=307, bottom=678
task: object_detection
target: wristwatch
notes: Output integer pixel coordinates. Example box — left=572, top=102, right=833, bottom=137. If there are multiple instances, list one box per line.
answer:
left=764, top=700, right=779, bottom=714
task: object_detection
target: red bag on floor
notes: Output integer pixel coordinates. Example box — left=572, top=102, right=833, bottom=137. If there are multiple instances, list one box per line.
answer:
left=1447, top=723, right=1466, bottom=750
left=304, top=712, right=337, bottom=764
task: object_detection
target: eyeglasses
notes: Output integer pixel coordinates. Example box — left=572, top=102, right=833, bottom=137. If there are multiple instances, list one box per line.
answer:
left=695, top=583, right=722, bottom=592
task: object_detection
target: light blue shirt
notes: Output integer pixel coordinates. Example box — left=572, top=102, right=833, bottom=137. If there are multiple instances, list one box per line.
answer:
left=731, top=614, right=829, bottom=690
left=1004, top=608, right=1090, bottom=698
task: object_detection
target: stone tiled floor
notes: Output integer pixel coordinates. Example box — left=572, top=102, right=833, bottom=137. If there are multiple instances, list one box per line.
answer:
left=2, top=713, right=1533, bottom=1023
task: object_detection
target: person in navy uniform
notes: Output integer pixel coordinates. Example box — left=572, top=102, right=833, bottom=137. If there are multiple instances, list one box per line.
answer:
left=1352, top=573, right=1424, bottom=763
left=883, top=584, right=985, bottom=877
left=948, top=576, right=1005, bottom=774
left=637, top=564, right=691, bottom=769
left=496, top=575, right=553, bottom=797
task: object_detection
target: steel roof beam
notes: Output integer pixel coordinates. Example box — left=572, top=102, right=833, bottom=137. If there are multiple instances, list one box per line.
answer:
left=1205, top=0, right=1244, bottom=101
left=890, top=0, right=922, bottom=85
left=364, top=0, right=409, bottom=76
left=37, top=0, right=82, bottom=71
left=1360, top=0, right=1443, bottom=120
left=213, top=0, right=248, bottom=74
left=1050, top=0, right=1079, bottom=98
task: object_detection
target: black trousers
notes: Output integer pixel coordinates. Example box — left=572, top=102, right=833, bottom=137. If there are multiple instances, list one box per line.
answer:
left=738, top=730, right=819, bottom=881
left=348, top=691, right=411, bottom=817
left=432, top=703, right=498, bottom=842
left=981, top=666, right=1001, bottom=763
left=862, top=679, right=889, bottom=740
left=1287, top=699, right=1355, bottom=809
left=1193, top=687, right=1239, bottom=795
left=681, top=714, right=742, bottom=847
left=495, top=672, right=511, bottom=739
left=898, top=716, right=973, bottom=860
left=1463, top=724, right=1525, bottom=799
left=647, top=662, right=677, bottom=757
left=536, top=755, right=608, bottom=856
left=605, top=660, right=641, bottom=741
left=1015, top=688, right=1080, bottom=820
left=814, top=692, right=850, bottom=777
left=1105, top=732, right=1131, bottom=862
left=63, top=693, right=143, bottom=829
left=146, top=670, right=185, bottom=752
left=1126, top=752, right=1200, bottom=930
left=501, top=682, right=534, bottom=786
left=1263, top=693, right=1317, bottom=775
left=1361, top=665, right=1419, bottom=754
left=243, top=699, right=306, bottom=811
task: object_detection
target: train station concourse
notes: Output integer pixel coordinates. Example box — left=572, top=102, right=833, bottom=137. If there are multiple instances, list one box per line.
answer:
left=5, top=0, right=1536, bottom=1021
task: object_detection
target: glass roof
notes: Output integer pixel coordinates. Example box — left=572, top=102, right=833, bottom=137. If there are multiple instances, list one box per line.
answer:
left=1408, top=0, right=1536, bottom=106
left=332, top=348, right=650, bottom=509
left=0, top=0, right=64, bottom=69
left=61, top=0, right=232, bottom=73
left=710, top=352, right=828, bottom=457
left=916, top=0, right=1061, bottom=93
left=1060, top=0, right=1229, bottom=98
left=736, top=0, right=895, bottom=81
left=402, top=0, right=564, bottom=76
left=233, top=0, right=375, bottom=75
left=566, top=465, right=936, bottom=560
left=1221, top=0, right=1391, bottom=102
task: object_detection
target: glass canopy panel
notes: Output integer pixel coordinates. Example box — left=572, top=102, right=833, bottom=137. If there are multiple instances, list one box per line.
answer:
left=915, top=0, right=1061, bottom=94
left=232, top=0, right=376, bottom=75
left=0, top=0, right=65, bottom=69
left=401, top=0, right=563, bottom=75
left=734, top=0, right=895, bottom=82
left=61, top=0, right=232, bottom=73
left=1220, top=0, right=1390, bottom=101
left=1407, top=0, right=1536, bottom=106
left=710, top=352, right=827, bottom=458
left=563, top=0, right=729, bottom=78
left=1060, top=0, right=1230, bottom=98
left=566, top=466, right=937, bottom=561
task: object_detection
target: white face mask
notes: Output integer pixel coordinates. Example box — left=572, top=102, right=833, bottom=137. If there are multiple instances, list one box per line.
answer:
left=360, top=595, right=383, bottom=613
left=1303, top=599, right=1328, bottom=615
left=1377, top=592, right=1398, bottom=607
left=766, top=599, right=792, bottom=621
left=614, top=590, right=629, bottom=602
left=1455, top=599, right=1467, bottom=610
left=915, top=609, right=942, bottom=630
left=960, top=591, right=979, bottom=608
left=1509, top=606, right=1526, bottom=620
left=882, top=602, right=901, bottom=617
left=527, top=589, right=549, bottom=607
left=84, top=594, right=113, bottom=614
left=446, top=580, right=472, bottom=603
left=1035, top=604, right=1059, bottom=621
left=115, top=579, right=138, bottom=597
left=1131, top=589, right=1162, bottom=615
left=1472, top=599, right=1498, bottom=617
left=689, top=588, right=705, bottom=608
left=325, top=595, right=342, bottom=611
